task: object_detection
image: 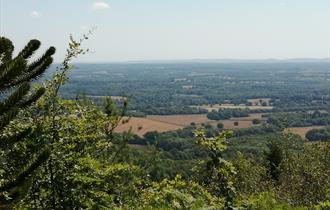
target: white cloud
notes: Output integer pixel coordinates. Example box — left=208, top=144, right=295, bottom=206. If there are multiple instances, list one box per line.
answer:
left=30, top=11, right=42, bottom=18
left=92, top=2, right=110, bottom=10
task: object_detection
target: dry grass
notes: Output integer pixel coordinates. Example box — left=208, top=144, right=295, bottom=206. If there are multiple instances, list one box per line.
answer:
left=115, top=117, right=183, bottom=137
left=284, top=126, right=326, bottom=139
left=147, top=114, right=210, bottom=126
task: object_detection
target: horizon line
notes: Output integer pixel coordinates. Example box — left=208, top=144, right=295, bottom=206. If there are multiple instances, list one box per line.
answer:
left=59, top=57, right=330, bottom=64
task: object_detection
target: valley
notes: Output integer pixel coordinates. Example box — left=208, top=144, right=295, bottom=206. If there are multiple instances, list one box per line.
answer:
left=58, top=62, right=329, bottom=140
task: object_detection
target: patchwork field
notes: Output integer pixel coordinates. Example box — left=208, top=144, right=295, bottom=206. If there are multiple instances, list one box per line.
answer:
left=284, top=126, right=326, bottom=139
left=115, top=113, right=267, bottom=137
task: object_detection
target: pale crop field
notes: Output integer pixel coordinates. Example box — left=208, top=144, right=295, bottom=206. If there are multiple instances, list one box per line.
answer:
left=284, top=126, right=326, bottom=139
left=146, top=114, right=211, bottom=126
left=115, top=113, right=267, bottom=136
left=115, top=117, right=184, bottom=137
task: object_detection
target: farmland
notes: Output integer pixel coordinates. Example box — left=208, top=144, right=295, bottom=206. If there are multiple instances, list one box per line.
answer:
left=115, top=113, right=266, bottom=136
left=147, top=114, right=209, bottom=126
left=58, top=62, right=330, bottom=115
left=58, top=62, right=329, bottom=138
left=114, top=117, right=184, bottom=137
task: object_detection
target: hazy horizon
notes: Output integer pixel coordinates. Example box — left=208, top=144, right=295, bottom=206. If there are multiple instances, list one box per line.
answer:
left=61, top=57, right=330, bottom=65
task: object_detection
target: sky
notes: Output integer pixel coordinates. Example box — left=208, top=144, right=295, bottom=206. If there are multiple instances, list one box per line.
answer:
left=0, top=0, right=329, bottom=62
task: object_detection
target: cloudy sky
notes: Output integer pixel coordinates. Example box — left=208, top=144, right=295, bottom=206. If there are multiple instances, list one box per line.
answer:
left=0, top=0, right=329, bottom=62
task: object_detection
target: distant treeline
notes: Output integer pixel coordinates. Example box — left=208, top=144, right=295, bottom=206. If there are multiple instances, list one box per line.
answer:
left=267, top=111, right=330, bottom=128
left=206, top=108, right=273, bottom=120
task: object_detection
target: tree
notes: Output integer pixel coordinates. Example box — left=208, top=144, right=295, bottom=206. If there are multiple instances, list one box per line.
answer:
left=261, top=101, right=268, bottom=106
left=252, top=118, right=261, bottom=125
left=278, top=143, right=330, bottom=206
left=194, top=130, right=236, bottom=209
left=21, top=34, right=94, bottom=209
left=0, top=37, right=55, bottom=205
left=104, top=97, right=119, bottom=117
left=217, top=122, right=224, bottom=130
left=204, top=123, right=213, bottom=129
left=144, top=131, right=159, bottom=145
left=306, top=127, right=330, bottom=142
left=232, top=153, right=269, bottom=196
left=265, top=141, right=282, bottom=182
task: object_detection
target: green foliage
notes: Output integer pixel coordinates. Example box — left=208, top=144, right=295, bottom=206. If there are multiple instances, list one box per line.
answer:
left=265, top=141, right=283, bottom=182
left=207, top=108, right=249, bottom=120
left=306, top=127, right=330, bottom=142
left=238, top=192, right=307, bottom=210
left=20, top=32, right=116, bottom=209
left=252, top=118, right=261, bottom=124
left=0, top=37, right=55, bottom=205
left=278, top=143, right=330, bottom=206
left=313, top=189, right=330, bottom=209
left=232, top=153, right=270, bottom=196
left=23, top=99, right=111, bottom=208
left=70, top=157, right=144, bottom=208
left=217, top=122, right=224, bottom=130
left=233, top=124, right=281, bottom=137
left=268, top=112, right=330, bottom=128
left=193, top=130, right=236, bottom=208
left=104, top=97, right=119, bottom=116
left=139, top=175, right=224, bottom=210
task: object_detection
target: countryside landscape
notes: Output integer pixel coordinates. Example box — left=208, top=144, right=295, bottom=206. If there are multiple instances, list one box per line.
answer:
left=58, top=62, right=330, bottom=140
left=1, top=0, right=329, bottom=209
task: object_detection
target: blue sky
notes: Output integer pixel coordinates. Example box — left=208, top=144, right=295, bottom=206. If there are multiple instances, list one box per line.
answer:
left=0, top=0, right=329, bottom=62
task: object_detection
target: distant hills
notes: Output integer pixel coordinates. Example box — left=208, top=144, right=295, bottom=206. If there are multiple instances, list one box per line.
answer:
left=72, top=58, right=330, bottom=64
left=120, top=58, right=330, bottom=64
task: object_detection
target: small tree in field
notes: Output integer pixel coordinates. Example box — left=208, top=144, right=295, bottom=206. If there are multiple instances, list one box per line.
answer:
left=252, top=119, right=261, bottom=125
left=217, top=122, right=224, bottom=130
left=0, top=37, right=55, bottom=205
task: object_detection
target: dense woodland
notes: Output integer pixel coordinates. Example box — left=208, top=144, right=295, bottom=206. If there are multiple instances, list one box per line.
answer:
left=0, top=36, right=329, bottom=210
